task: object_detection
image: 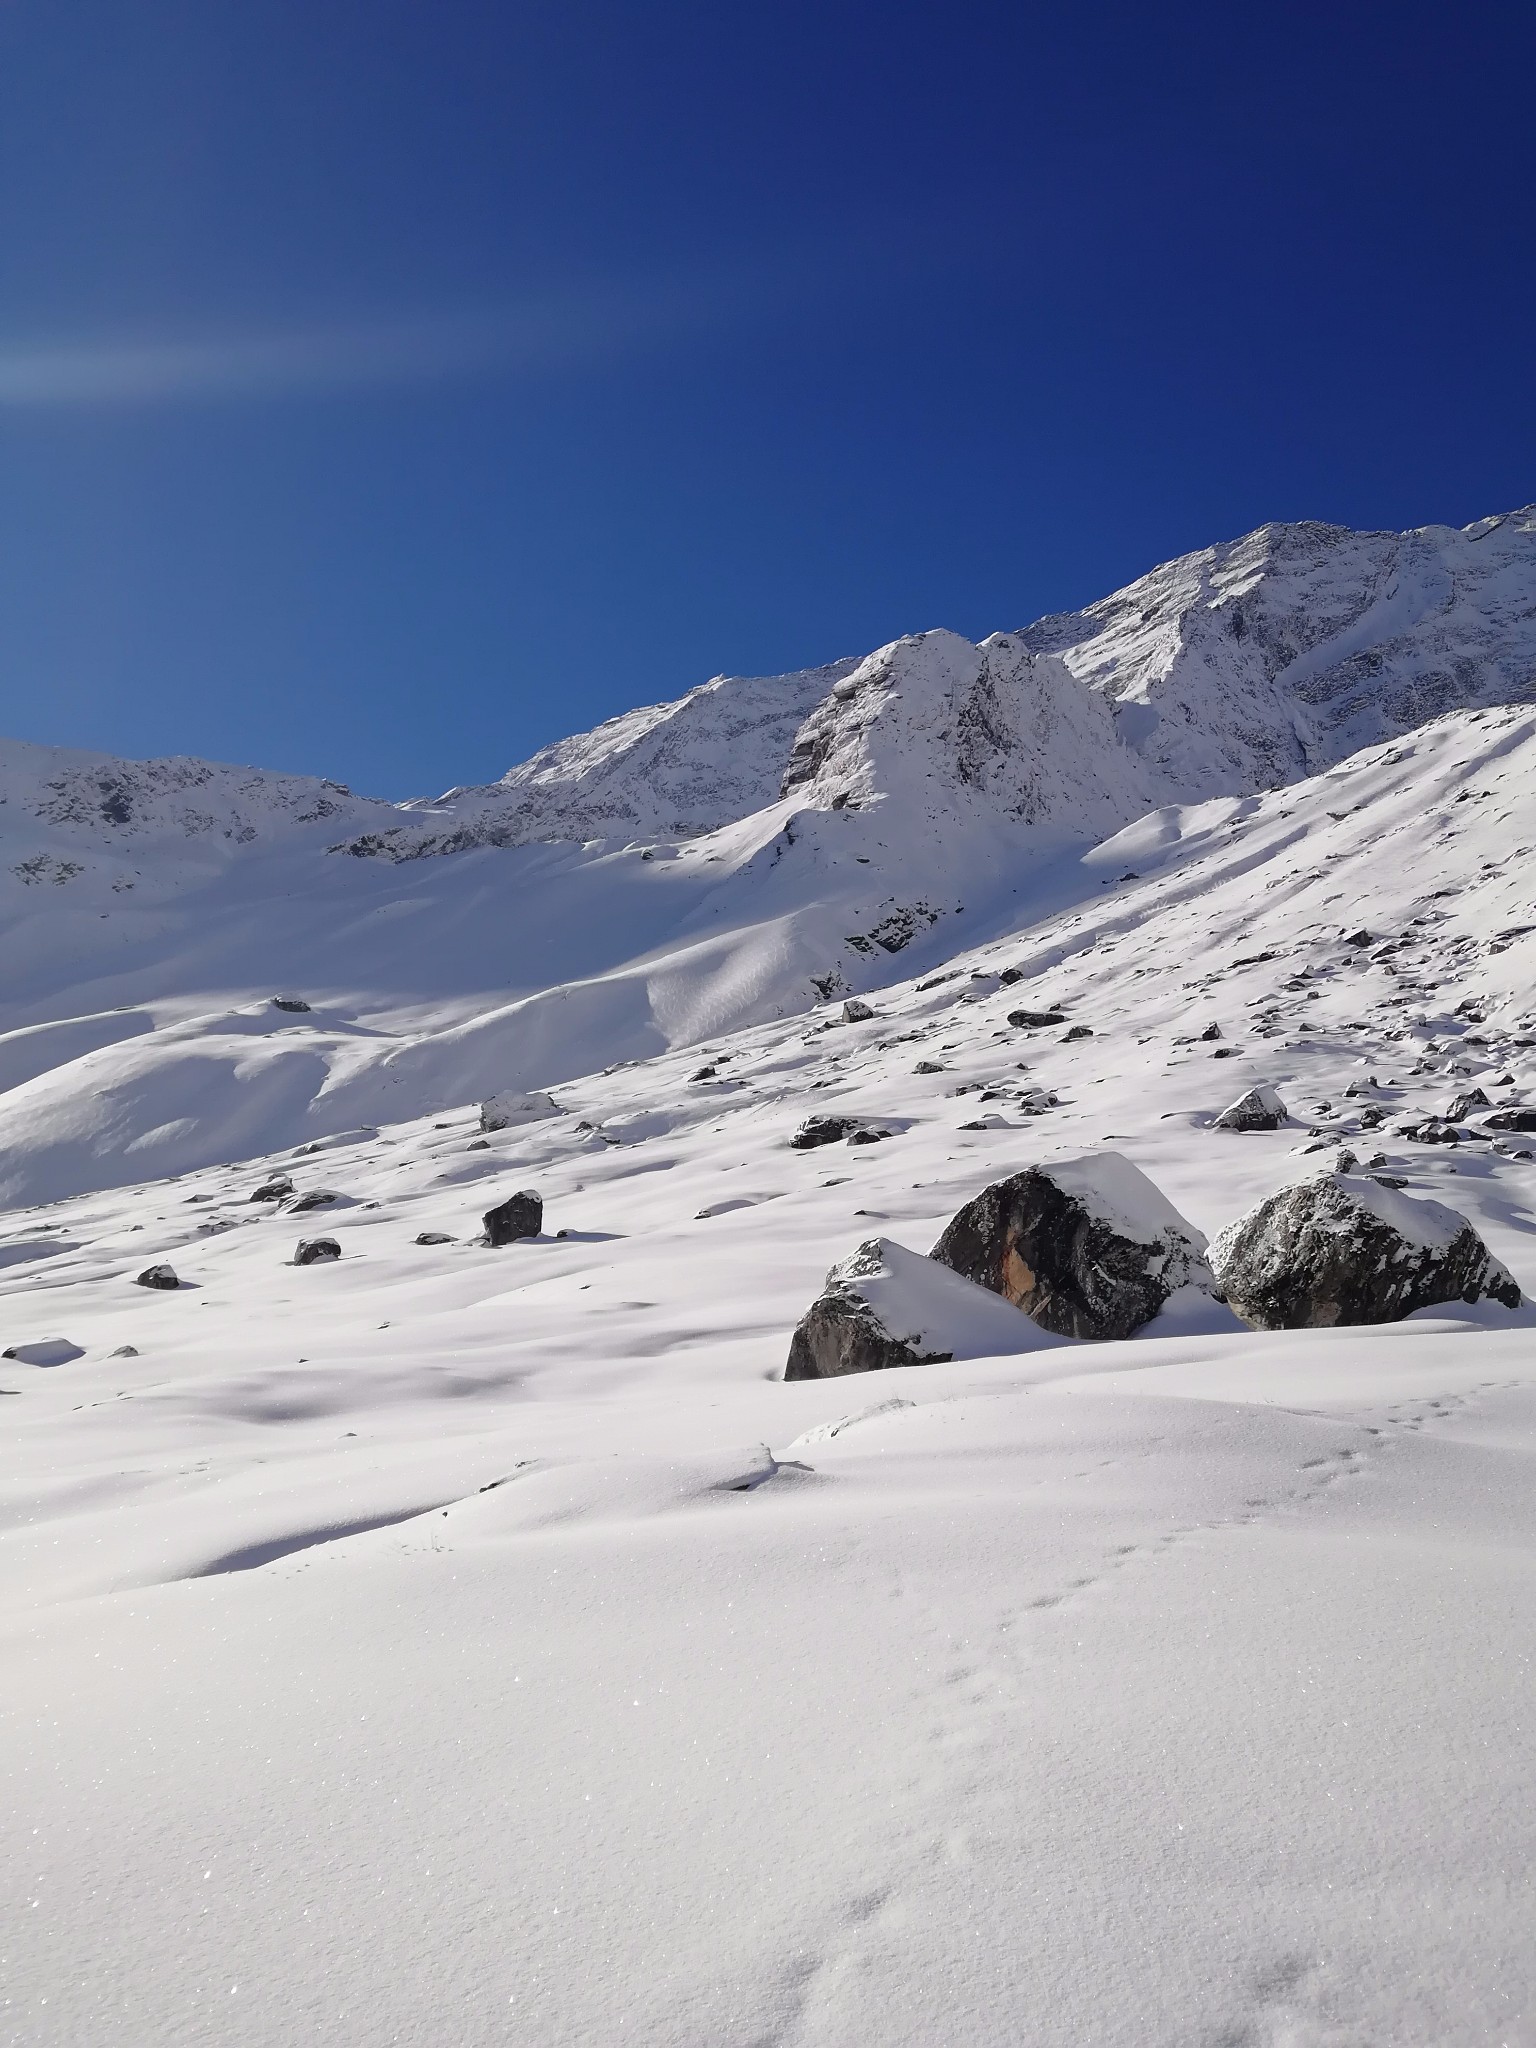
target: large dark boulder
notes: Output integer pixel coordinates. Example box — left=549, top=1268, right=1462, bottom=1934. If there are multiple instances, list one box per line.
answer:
left=484, top=1190, right=543, bottom=1245
left=1209, top=1173, right=1521, bottom=1330
left=928, top=1152, right=1215, bottom=1340
left=785, top=1237, right=1052, bottom=1381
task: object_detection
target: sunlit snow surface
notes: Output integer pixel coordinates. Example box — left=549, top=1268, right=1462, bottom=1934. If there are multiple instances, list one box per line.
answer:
left=3, top=541, right=1536, bottom=2038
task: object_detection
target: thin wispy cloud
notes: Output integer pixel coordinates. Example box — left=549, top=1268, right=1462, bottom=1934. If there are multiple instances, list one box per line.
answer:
left=0, top=254, right=820, bottom=408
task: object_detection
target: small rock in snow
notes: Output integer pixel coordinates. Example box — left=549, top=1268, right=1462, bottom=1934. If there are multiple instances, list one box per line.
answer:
left=790, top=1115, right=870, bottom=1150
left=1007, top=1009, right=1067, bottom=1029
left=1200, top=1022, right=1223, bottom=1041
left=294, top=1237, right=341, bottom=1266
left=289, top=1189, right=342, bottom=1213
left=249, top=1176, right=294, bottom=1202
left=271, top=996, right=311, bottom=1013
left=841, top=998, right=875, bottom=1023
left=1215, top=1085, right=1289, bottom=1132
left=479, top=1091, right=562, bottom=1135
left=414, top=1232, right=455, bottom=1246
left=135, top=1264, right=180, bottom=1290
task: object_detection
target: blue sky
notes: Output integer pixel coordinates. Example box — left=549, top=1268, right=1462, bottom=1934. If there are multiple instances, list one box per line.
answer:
left=0, top=1, right=1531, bottom=797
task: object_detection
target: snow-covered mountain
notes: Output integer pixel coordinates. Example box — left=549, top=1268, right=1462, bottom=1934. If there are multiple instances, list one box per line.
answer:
left=4, top=507, right=1536, bottom=2047
left=1, top=506, right=1534, bottom=1206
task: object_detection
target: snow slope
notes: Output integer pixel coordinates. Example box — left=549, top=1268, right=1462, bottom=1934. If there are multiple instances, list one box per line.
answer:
left=2, top=508, right=1536, bottom=2045
left=3, top=692, right=1535, bottom=2042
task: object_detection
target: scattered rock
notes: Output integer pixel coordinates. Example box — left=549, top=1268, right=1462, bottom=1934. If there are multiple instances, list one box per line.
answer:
left=249, top=1176, right=294, bottom=1202
left=294, top=1237, right=341, bottom=1266
left=1199, top=1022, right=1223, bottom=1041
left=690, top=1066, right=718, bottom=1081
left=1359, top=1106, right=1386, bottom=1129
left=1210, top=1173, right=1521, bottom=1329
left=997, top=967, right=1026, bottom=986
left=289, top=1188, right=342, bottom=1213
left=846, top=1128, right=885, bottom=1146
left=1215, top=1085, right=1288, bottom=1132
left=1342, top=930, right=1374, bottom=948
left=1007, top=1009, right=1066, bottom=1029
left=913, top=1060, right=946, bottom=1075
left=1212, top=1045, right=1241, bottom=1058
left=110, top=1344, right=139, bottom=1357
left=414, top=1231, right=456, bottom=1246
left=929, top=1151, right=1216, bottom=1339
left=784, top=1237, right=1051, bottom=1381
left=1061, top=1024, right=1094, bottom=1042
left=841, top=998, right=875, bottom=1024
left=478, top=1090, right=562, bottom=1134
left=135, top=1264, right=180, bottom=1290
left=467, top=1138, right=490, bottom=1151
left=271, top=996, right=311, bottom=1013
left=483, top=1190, right=543, bottom=1245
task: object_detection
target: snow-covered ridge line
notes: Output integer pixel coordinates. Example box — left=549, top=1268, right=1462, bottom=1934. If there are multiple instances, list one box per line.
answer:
left=3, top=505, right=1533, bottom=871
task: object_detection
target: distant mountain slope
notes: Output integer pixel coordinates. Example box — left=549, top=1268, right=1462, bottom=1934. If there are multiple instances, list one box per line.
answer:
left=1, top=505, right=1534, bottom=1202
left=1020, top=508, right=1536, bottom=793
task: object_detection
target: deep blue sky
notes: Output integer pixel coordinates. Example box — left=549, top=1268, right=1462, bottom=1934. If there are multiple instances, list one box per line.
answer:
left=0, top=1, right=1531, bottom=797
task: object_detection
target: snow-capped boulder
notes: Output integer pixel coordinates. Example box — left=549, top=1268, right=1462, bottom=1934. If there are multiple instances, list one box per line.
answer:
left=483, top=1190, right=543, bottom=1245
left=1215, top=1084, right=1288, bottom=1131
left=928, top=1152, right=1216, bottom=1340
left=294, top=1237, right=340, bottom=1266
left=1208, top=1173, right=1521, bottom=1329
left=2, top=1338, right=85, bottom=1366
left=840, top=998, right=875, bottom=1024
left=784, top=1237, right=1058, bottom=1381
left=1485, top=1106, right=1536, bottom=1132
left=134, top=1264, right=179, bottom=1290
left=479, top=1091, right=562, bottom=1134
left=1445, top=1088, right=1489, bottom=1119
